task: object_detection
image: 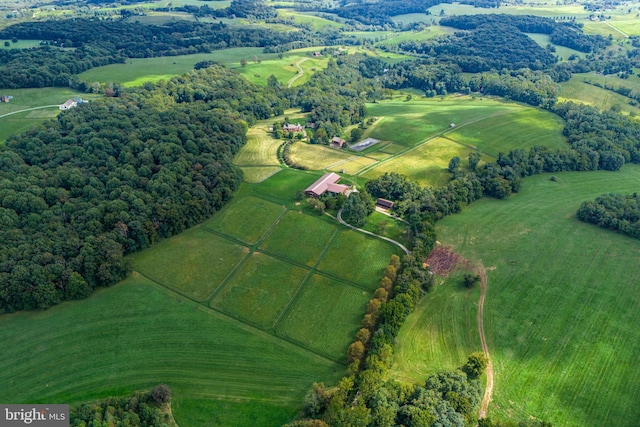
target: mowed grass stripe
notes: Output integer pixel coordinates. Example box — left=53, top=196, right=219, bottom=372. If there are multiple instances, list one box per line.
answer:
left=234, top=126, right=281, bottom=166
left=0, top=275, right=341, bottom=411
left=433, top=165, right=640, bottom=426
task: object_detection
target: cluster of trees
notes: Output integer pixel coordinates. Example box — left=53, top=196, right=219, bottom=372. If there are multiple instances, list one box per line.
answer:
left=0, top=65, right=277, bottom=313
left=577, top=193, right=640, bottom=239
left=440, top=14, right=608, bottom=53
left=468, top=70, right=560, bottom=108
left=71, top=384, right=173, bottom=427
left=397, top=23, right=557, bottom=73
left=383, top=61, right=466, bottom=97
left=315, top=0, right=451, bottom=26
left=341, top=191, right=375, bottom=227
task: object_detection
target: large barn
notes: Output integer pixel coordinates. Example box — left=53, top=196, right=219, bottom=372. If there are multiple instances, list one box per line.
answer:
left=304, top=172, right=351, bottom=198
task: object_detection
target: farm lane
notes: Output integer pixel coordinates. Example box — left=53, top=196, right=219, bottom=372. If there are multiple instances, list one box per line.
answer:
left=0, top=104, right=61, bottom=118
left=335, top=208, right=410, bottom=255
left=288, top=57, right=310, bottom=88
left=478, top=266, right=494, bottom=419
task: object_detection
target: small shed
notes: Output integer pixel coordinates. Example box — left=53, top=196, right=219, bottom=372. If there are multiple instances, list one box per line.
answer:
left=331, top=136, right=346, bottom=147
left=376, top=198, right=395, bottom=210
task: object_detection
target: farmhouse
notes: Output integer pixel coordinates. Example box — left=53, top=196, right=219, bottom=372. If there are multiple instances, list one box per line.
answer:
left=331, top=136, right=346, bottom=147
left=305, top=172, right=351, bottom=197
left=376, top=198, right=395, bottom=210
left=283, top=123, right=304, bottom=132
left=59, top=99, right=78, bottom=110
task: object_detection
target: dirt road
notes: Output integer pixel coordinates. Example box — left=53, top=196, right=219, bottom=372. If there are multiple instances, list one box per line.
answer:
left=477, top=266, right=494, bottom=418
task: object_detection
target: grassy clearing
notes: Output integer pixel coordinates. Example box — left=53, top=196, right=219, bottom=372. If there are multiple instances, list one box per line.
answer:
left=202, top=196, right=285, bottom=244
left=525, top=33, right=584, bottom=60
left=328, top=156, right=377, bottom=175
left=277, top=274, right=371, bottom=359
left=235, top=52, right=329, bottom=87
left=130, top=226, right=248, bottom=301
left=277, top=10, right=344, bottom=30
left=290, top=142, right=355, bottom=170
left=253, top=168, right=324, bottom=202
left=234, top=126, right=281, bottom=166
left=378, top=26, right=453, bottom=46
left=433, top=165, right=640, bottom=426
left=365, top=98, right=521, bottom=147
left=211, top=252, right=308, bottom=328
left=560, top=73, right=640, bottom=117
left=445, top=108, right=567, bottom=156
left=77, top=48, right=268, bottom=86
left=429, top=3, right=590, bottom=19
left=361, top=211, right=412, bottom=249
left=317, top=230, right=400, bottom=290
left=390, top=273, right=481, bottom=384
left=0, top=39, right=41, bottom=49
left=0, top=275, right=341, bottom=426
left=390, top=13, right=433, bottom=24
left=126, top=12, right=197, bottom=25
left=260, top=211, right=337, bottom=267
left=240, top=166, right=282, bottom=183
left=361, top=136, right=481, bottom=187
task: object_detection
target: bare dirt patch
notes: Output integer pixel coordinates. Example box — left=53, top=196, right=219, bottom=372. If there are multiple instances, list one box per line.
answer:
left=425, top=246, right=470, bottom=276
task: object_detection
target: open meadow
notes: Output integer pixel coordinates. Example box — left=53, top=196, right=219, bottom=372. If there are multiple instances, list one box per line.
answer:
left=412, top=165, right=640, bottom=426
left=560, top=73, right=640, bottom=117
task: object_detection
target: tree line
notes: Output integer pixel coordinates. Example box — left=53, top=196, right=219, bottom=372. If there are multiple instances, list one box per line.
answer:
left=0, top=65, right=284, bottom=313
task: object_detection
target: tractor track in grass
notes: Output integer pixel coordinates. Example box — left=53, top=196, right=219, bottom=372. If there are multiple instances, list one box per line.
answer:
left=477, top=265, right=494, bottom=419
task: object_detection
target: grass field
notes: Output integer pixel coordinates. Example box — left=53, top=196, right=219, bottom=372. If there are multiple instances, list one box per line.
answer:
left=0, top=39, right=41, bottom=49
left=259, top=210, right=337, bottom=266
left=328, top=156, right=377, bottom=175
left=290, top=142, right=355, bottom=170
left=203, top=196, right=285, bottom=244
left=361, top=211, right=412, bottom=249
left=390, top=272, right=481, bottom=384
left=277, top=10, right=344, bottom=30
left=525, top=33, right=584, bottom=60
left=252, top=168, right=324, bottom=202
left=77, top=48, right=270, bottom=86
left=234, top=126, right=281, bottom=167
left=0, top=275, right=342, bottom=427
left=211, top=252, right=308, bottom=328
left=361, top=136, right=483, bottom=187
left=277, top=274, right=371, bottom=359
left=429, top=165, right=640, bottom=426
left=560, top=73, right=640, bottom=117
left=235, top=51, right=329, bottom=87
left=131, top=226, right=248, bottom=301
left=316, top=230, right=400, bottom=290
left=240, top=166, right=282, bottom=183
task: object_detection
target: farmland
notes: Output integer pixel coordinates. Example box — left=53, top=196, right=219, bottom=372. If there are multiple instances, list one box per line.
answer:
left=406, top=165, right=640, bottom=426
left=560, top=73, right=640, bottom=117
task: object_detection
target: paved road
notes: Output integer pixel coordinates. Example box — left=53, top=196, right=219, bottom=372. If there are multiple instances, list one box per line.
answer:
left=336, top=208, right=410, bottom=255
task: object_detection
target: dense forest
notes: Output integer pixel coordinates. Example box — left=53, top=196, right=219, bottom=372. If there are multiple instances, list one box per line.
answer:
left=0, top=65, right=285, bottom=313
left=577, top=193, right=640, bottom=239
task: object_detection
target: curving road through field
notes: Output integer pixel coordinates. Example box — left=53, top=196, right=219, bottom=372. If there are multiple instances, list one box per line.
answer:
left=287, top=57, right=310, bottom=88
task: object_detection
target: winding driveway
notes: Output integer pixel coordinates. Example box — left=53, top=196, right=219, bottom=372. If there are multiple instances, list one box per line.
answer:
left=335, top=207, right=410, bottom=255
left=287, top=57, right=310, bottom=88
left=0, top=105, right=60, bottom=119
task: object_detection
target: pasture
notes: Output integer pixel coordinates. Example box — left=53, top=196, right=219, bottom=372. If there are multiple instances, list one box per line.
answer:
left=277, top=274, right=371, bottom=359
left=77, top=48, right=270, bottom=86
left=130, top=226, right=248, bottom=301
left=361, top=211, right=412, bottom=249
left=202, top=196, right=285, bottom=245
left=233, top=126, right=281, bottom=167
left=252, top=168, right=324, bottom=202
left=0, top=39, right=41, bottom=49
left=560, top=73, right=640, bottom=117
left=525, top=33, right=584, bottom=60
left=259, top=210, right=338, bottom=267
left=210, top=252, right=308, bottom=328
left=289, top=142, right=355, bottom=170
left=316, top=230, right=401, bottom=290
left=390, top=272, right=481, bottom=384
left=430, top=165, right=640, bottom=426
left=0, top=275, right=342, bottom=427
left=277, top=10, right=344, bottom=30
left=235, top=52, right=329, bottom=87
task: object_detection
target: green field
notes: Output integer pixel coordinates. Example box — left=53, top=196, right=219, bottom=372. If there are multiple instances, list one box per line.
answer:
left=259, top=210, right=337, bottom=266
left=131, top=226, right=248, bottom=301
left=525, top=33, right=584, bottom=60
left=0, top=275, right=341, bottom=427
left=77, top=48, right=269, bottom=86
left=211, top=252, right=308, bottom=328
left=316, top=230, right=400, bottom=290
left=420, top=165, right=640, bottom=426
left=361, top=211, right=412, bottom=249
left=277, top=274, right=371, bottom=359
left=290, top=142, right=355, bottom=170
left=234, top=125, right=282, bottom=167
left=560, top=73, right=640, bottom=117
left=390, top=272, right=481, bottom=384
left=0, top=39, right=41, bottom=49
left=202, top=196, right=285, bottom=245
left=253, top=168, right=324, bottom=202
left=277, top=10, right=344, bottom=30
